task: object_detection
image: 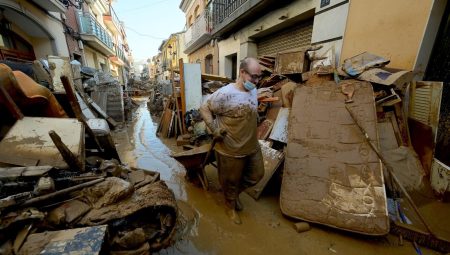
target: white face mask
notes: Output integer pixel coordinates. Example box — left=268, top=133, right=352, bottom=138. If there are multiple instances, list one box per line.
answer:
left=243, top=80, right=256, bottom=91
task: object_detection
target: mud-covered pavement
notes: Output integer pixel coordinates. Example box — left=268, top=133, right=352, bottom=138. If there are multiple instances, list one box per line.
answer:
left=112, top=98, right=443, bottom=255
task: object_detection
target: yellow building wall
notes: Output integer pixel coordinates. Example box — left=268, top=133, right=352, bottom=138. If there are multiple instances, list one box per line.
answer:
left=188, top=43, right=218, bottom=75
left=185, top=0, right=208, bottom=27
left=340, top=0, right=434, bottom=70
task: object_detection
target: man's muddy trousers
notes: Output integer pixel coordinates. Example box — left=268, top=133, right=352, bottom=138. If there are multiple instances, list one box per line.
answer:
left=215, top=146, right=264, bottom=209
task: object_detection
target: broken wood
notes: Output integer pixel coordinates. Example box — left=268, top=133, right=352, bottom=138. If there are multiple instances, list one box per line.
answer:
left=60, top=76, right=104, bottom=154
left=49, top=130, right=84, bottom=172
left=0, top=83, right=23, bottom=120
left=179, top=58, right=187, bottom=133
left=86, top=97, right=118, bottom=129
left=20, top=178, right=104, bottom=208
left=201, top=73, right=233, bottom=83
left=0, top=166, right=53, bottom=180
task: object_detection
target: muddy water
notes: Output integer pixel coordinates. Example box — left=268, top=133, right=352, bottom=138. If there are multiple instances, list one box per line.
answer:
left=113, top=98, right=442, bottom=255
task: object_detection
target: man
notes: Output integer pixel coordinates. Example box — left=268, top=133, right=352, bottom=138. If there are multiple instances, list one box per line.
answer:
left=199, top=57, right=264, bottom=224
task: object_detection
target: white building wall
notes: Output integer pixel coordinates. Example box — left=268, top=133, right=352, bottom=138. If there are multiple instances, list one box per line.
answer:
left=310, top=0, right=349, bottom=66
left=218, top=37, right=240, bottom=77
left=217, top=0, right=315, bottom=75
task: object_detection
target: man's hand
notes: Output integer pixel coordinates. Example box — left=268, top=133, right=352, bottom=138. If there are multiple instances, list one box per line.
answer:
left=213, top=128, right=227, bottom=141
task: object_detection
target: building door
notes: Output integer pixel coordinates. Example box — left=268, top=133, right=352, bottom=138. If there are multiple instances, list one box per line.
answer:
left=424, top=1, right=450, bottom=166
left=225, top=53, right=237, bottom=80
left=205, top=54, right=213, bottom=74
left=256, top=19, right=313, bottom=56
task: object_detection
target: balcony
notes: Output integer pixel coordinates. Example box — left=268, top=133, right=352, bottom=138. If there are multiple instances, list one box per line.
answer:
left=109, top=45, right=130, bottom=67
left=103, top=5, right=121, bottom=35
left=210, top=0, right=280, bottom=37
left=30, top=0, right=66, bottom=13
left=184, top=11, right=213, bottom=55
left=77, top=12, right=114, bottom=56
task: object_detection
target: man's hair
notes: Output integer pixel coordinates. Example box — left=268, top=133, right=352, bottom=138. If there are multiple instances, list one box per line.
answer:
left=239, top=57, right=257, bottom=71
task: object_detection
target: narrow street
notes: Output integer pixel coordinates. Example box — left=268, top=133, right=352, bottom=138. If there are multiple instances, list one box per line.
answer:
left=1, top=0, right=450, bottom=254
left=112, top=98, right=441, bottom=255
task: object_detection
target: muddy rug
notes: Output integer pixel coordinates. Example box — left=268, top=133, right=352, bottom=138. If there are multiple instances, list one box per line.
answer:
left=280, top=79, right=389, bottom=235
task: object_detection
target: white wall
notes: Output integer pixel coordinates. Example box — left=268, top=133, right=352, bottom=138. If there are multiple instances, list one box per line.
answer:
left=217, top=0, right=315, bottom=75
left=310, top=0, right=349, bottom=66
left=218, top=36, right=240, bottom=77
left=414, top=0, right=447, bottom=79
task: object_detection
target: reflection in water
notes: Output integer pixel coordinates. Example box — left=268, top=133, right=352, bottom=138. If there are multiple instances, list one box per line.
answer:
left=114, top=98, right=188, bottom=200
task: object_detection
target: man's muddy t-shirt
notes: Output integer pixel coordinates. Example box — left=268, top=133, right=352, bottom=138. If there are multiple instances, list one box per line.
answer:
left=206, top=83, right=259, bottom=157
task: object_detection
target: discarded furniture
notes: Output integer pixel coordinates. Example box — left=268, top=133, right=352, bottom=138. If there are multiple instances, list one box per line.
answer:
left=0, top=117, right=84, bottom=169
left=280, top=78, right=389, bottom=236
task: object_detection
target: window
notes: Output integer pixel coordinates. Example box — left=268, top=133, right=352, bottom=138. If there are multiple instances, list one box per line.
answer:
left=188, top=15, right=192, bottom=27
left=205, top=54, right=213, bottom=74
left=194, top=5, right=199, bottom=19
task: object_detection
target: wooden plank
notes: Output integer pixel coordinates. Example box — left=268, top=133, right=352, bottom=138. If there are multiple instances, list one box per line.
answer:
left=0, top=166, right=53, bottom=180
left=0, top=83, right=23, bottom=120
left=246, top=141, right=284, bottom=200
left=87, top=99, right=118, bottom=129
left=61, top=76, right=103, bottom=154
left=179, top=58, right=187, bottom=133
left=201, top=73, right=233, bottom=83
left=275, top=50, right=307, bottom=75
left=257, top=119, right=273, bottom=140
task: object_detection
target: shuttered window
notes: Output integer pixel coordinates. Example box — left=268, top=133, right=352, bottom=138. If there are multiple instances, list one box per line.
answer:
left=257, top=20, right=313, bottom=56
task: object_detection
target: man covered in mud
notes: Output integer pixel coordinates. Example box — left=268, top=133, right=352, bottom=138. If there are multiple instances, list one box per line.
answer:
left=200, top=57, right=264, bottom=224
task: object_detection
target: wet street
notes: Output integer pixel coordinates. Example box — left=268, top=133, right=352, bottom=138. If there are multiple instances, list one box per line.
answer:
left=112, top=98, right=443, bottom=255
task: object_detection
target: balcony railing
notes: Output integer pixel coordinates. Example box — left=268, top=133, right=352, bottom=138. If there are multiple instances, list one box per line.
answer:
left=116, top=45, right=130, bottom=66
left=77, top=12, right=114, bottom=49
left=211, top=0, right=248, bottom=27
left=104, top=5, right=122, bottom=34
left=184, top=11, right=213, bottom=53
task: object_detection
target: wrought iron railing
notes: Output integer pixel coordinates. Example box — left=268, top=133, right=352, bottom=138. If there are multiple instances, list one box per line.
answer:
left=211, top=0, right=248, bottom=27
left=115, top=45, right=130, bottom=66
left=77, top=11, right=114, bottom=49
left=109, top=6, right=120, bottom=29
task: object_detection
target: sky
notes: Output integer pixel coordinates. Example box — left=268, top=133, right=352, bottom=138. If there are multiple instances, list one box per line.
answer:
left=113, top=0, right=186, bottom=62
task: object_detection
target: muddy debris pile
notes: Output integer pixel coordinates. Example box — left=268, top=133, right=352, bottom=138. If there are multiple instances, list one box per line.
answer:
left=0, top=61, right=178, bottom=254
left=169, top=48, right=450, bottom=253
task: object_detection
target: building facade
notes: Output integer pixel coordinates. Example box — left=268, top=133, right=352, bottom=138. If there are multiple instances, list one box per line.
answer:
left=75, top=0, right=132, bottom=85
left=0, top=0, right=69, bottom=61
left=180, top=0, right=218, bottom=75
left=179, top=0, right=446, bottom=81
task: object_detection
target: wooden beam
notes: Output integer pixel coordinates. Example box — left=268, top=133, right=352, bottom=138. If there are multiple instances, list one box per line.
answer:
left=179, top=58, right=187, bottom=133
left=0, top=84, right=23, bottom=120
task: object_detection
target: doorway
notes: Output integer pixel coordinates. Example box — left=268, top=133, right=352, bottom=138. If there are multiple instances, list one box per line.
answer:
left=225, top=53, right=237, bottom=80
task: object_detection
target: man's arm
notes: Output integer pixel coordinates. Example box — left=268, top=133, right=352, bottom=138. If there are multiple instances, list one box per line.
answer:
left=199, top=101, right=215, bottom=132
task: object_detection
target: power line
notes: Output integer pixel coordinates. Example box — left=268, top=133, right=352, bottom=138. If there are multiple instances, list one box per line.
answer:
left=124, top=26, right=166, bottom=40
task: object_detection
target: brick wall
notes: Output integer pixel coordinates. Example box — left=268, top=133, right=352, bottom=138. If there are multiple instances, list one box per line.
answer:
left=63, top=6, right=84, bottom=62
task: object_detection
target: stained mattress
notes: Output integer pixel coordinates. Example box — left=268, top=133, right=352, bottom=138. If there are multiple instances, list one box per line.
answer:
left=280, top=79, right=389, bottom=235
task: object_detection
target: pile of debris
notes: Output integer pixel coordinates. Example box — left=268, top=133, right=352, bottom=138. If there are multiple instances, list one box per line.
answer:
left=0, top=59, right=178, bottom=254
left=170, top=47, right=450, bottom=253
